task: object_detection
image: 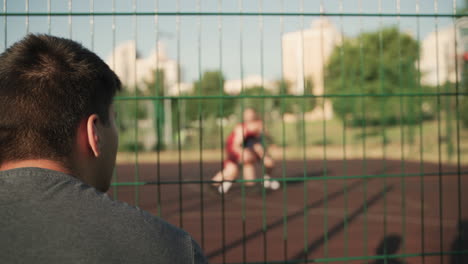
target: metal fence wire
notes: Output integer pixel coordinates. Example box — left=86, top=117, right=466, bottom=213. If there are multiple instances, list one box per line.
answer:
left=2, top=0, right=468, bottom=263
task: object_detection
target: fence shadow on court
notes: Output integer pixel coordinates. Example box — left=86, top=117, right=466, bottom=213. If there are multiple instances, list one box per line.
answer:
left=286, top=169, right=326, bottom=186
left=161, top=169, right=327, bottom=219
left=450, top=220, right=468, bottom=264
left=207, top=178, right=380, bottom=259
left=290, top=185, right=395, bottom=262
left=364, top=234, right=406, bottom=264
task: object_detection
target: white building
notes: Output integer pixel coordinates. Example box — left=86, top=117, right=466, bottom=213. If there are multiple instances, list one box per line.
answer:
left=420, top=17, right=468, bottom=86
left=282, top=18, right=341, bottom=120
left=420, top=25, right=457, bottom=86
left=107, top=41, right=181, bottom=150
left=106, top=41, right=180, bottom=95
left=224, top=75, right=275, bottom=95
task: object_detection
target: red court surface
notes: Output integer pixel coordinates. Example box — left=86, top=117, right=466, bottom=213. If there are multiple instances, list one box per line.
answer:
left=109, top=159, right=468, bottom=264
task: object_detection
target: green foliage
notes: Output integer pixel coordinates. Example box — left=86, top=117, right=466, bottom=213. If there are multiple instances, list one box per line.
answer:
left=119, top=142, right=144, bottom=152
left=115, top=88, right=148, bottom=133
left=326, top=27, right=430, bottom=126
left=194, top=71, right=224, bottom=95
left=461, top=60, right=468, bottom=127
left=184, top=70, right=236, bottom=122
left=275, top=78, right=316, bottom=114
left=458, top=0, right=468, bottom=13
left=147, top=70, right=166, bottom=150
left=461, top=97, right=468, bottom=128
left=115, top=69, right=168, bottom=151
left=114, top=92, right=148, bottom=152
left=238, top=85, right=276, bottom=114
left=146, top=69, right=165, bottom=96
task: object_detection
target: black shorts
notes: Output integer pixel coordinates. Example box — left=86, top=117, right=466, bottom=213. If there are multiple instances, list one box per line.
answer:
left=244, top=135, right=263, bottom=149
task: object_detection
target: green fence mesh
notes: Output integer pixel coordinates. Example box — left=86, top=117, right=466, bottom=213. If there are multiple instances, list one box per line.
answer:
left=2, top=0, right=468, bottom=263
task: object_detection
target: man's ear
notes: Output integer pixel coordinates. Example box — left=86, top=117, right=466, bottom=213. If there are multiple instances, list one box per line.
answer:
left=86, top=114, right=101, bottom=158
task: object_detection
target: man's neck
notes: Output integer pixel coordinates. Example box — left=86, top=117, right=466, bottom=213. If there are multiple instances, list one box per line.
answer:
left=0, top=159, right=72, bottom=175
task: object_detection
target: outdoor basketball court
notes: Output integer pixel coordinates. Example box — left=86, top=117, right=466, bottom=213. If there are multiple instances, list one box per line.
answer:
left=110, top=159, right=467, bottom=264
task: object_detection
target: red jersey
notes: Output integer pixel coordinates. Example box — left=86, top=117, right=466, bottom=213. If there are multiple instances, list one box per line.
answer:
left=224, top=122, right=262, bottom=165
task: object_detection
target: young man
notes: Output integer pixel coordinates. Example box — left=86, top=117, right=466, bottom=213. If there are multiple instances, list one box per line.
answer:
left=0, top=34, right=207, bottom=263
left=211, top=108, right=279, bottom=194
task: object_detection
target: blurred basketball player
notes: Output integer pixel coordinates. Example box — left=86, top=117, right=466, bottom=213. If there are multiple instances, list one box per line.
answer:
left=211, top=108, right=279, bottom=194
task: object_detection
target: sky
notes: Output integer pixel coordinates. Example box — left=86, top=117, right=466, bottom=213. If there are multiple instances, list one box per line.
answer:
left=0, top=0, right=463, bottom=82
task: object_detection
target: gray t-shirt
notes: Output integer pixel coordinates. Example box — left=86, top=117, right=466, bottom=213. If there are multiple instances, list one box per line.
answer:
left=0, top=167, right=207, bottom=264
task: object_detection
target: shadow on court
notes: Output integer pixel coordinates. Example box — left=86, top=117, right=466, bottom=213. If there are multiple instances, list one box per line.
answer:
left=286, top=169, right=325, bottom=185
left=450, top=220, right=468, bottom=264
left=148, top=168, right=327, bottom=219
left=364, top=234, right=407, bottom=264
left=206, top=177, right=366, bottom=259
left=291, top=185, right=394, bottom=262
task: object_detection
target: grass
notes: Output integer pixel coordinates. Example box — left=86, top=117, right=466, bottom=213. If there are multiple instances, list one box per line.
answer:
left=117, top=118, right=468, bottom=165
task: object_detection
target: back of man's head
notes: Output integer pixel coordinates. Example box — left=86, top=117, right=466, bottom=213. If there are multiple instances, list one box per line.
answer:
left=0, top=34, right=121, bottom=167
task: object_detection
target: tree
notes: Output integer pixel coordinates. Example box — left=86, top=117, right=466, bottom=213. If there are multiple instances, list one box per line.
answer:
left=461, top=58, right=468, bottom=127
left=274, top=78, right=315, bottom=114
left=236, top=85, right=275, bottom=115
left=184, top=70, right=236, bottom=122
left=458, top=0, right=468, bottom=13
left=147, top=69, right=166, bottom=150
left=114, top=86, right=149, bottom=152
left=459, top=2, right=468, bottom=127
left=325, top=27, right=424, bottom=126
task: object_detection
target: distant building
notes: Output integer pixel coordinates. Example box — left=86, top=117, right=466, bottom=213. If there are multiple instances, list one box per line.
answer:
left=106, top=41, right=180, bottom=95
left=420, top=25, right=457, bottom=86
left=282, top=18, right=341, bottom=120
left=106, top=41, right=182, bottom=150
left=224, top=75, right=275, bottom=95
left=420, top=17, right=468, bottom=86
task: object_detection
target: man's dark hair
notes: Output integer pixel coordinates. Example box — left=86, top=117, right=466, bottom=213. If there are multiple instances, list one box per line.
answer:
left=0, top=34, right=121, bottom=165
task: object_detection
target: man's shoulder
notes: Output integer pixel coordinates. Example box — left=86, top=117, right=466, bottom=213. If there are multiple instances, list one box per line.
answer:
left=1, top=167, right=207, bottom=263
left=68, top=175, right=207, bottom=263
left=47, top=171, right=188, bottom=241
left=92, top=190, right=188, bottom=240
left=1, top=167, right=188, bottom=239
